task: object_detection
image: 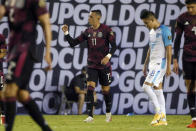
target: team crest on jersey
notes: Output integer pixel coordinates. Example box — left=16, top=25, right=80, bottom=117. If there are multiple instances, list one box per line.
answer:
left=97, top=32, right=103, bottom=38
left=168, top=36, right=172, bottom=40
left=192, top=26, right=196, bottom=35
left=39, top=0, right=46, bottom=7
left=88, top=34, right=91, bottom=37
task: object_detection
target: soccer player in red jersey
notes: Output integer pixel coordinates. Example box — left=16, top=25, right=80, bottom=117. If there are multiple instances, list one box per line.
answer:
left=0, top=0, right=52, bottom=131
left=173, top=0, right=196, bottom=128
left=0, top=34, right=6, bottom=125
left=62, top=10, right=117, bottom=122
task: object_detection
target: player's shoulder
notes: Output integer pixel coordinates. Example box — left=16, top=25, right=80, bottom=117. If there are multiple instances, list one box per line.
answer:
left=178, top=12, right=189, bottom=20
left=101, top=24, right=111, bottom=30
left=160, top=25, right=170, bottom=32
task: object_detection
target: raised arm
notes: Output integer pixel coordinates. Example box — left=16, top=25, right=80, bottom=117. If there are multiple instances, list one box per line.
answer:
left=62, top=24, right=86, bottom=47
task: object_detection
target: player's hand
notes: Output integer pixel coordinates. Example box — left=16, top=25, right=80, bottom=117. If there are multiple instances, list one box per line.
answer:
left=143, top=65, right=147, bottom=77
left=44, top=52, right=52, bottom=71
left=62, top=24, right=68, bottom=33
left=173, top=59, right=179, bottom=74
left=101, top=56, right=109, bottom=65
left=166, top=67, right=171, bottom=77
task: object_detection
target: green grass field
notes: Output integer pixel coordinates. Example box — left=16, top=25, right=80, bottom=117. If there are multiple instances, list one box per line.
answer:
left=0, top=115, right=194, bottom=131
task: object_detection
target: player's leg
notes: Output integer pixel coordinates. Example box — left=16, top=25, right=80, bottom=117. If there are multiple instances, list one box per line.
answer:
left=84, top=68, right=98, bottom=122
left=186, top=79, right=196, bottom=128
left=18, top=90, right=52, bottom=131
left=4, top=58, right=19, bottom=131
left=3, top=83, right=18, bottom=131
left=183, top=61, right=196, bottom=128
left=99, top=66, right=112, bottom=122
left=78, top=93, right=85, bottom=115
left=142, top=82, right=162, bottom=125
left=153, top=83, right=167, bottom=126
left=142, top=64, right=162, bottom=125
left=17, top=53, right=52, bottom=131
left=0, top=79, right=5, bottom=125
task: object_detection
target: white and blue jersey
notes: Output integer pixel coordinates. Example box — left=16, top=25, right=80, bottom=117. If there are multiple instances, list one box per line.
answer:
left=145, top=25, right=172, bottom=87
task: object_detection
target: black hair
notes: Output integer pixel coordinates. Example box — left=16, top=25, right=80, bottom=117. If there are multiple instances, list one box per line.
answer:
left=91, top=10, right=102, bottom=17
left=140, top=10, right=156, bottom=19
left=185, top=0, right=196, bottom=4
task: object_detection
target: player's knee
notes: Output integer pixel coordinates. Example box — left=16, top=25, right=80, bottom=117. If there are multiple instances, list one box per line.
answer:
left=18, top=90, right=30, bottom=102
left=79, top=94, right=85, bottom=101
left=4, top=83, right=19, bottom=98
left=102, top=86, right=110, bottom=93
left=87, top=81, right=96, bottom=88
left=186, top=80, right=195, bottom=93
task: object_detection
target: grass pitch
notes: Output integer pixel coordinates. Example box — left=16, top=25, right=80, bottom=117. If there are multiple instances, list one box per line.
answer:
left=0, top=115, right=193, bottom=131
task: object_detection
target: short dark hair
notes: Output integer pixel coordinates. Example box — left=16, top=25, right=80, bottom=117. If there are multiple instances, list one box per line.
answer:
left=185, top=0, right=196, bottom=4
left=81, top=66, right=87, bottom=72
left=91, top=10, right=102, bottom=17
left=140, top=10, right=156, bottom=19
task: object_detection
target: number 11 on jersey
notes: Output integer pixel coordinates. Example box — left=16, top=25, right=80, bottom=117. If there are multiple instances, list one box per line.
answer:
left=92, top=38, right=96, bottom=46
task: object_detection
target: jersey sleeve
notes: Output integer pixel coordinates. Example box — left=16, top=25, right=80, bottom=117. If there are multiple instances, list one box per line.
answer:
left=76, top=29, right=88, bottom=43
left=33, top=0, right=48, bottom=18
left=108, top=27, right=116, bottom=43
left=161, top=26, right=172, bottom=47
left=175, top=16, right=184, bottom=36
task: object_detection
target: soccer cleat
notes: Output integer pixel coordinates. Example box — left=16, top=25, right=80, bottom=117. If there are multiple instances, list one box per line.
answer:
left=84, top=116, right=94, bottom=123
left=153, top=120, right=168, bottom=126
left=151, top=113, right=162, bottom=125
left=187, top=120, right=196, bottom=128
left=105, top=112, right=112, bottom=122
left=0, top=114, right=5, bottom=125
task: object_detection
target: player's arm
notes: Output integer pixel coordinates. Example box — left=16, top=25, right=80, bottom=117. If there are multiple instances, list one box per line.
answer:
left=101, top=30, right=117, bottom=65
left=62, top=25, right=86, bottom=47
left=38, top=13, right=52, bottom=71
left=173, top=20, right=183, bottom=74
left=143, top=47, right=150, bottom=77
left=74, top=86, right=86, bottom=94
left=166, top=45, right=172, bottom=77
left=0, top=5, right=6, bottom=20
left=162, top=26, right=173, bottom=77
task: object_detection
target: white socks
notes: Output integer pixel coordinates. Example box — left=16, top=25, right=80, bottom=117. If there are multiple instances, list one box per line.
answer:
left=142, top=84, right=160, bottom=114
left=154, top=89, right=166, bottom=115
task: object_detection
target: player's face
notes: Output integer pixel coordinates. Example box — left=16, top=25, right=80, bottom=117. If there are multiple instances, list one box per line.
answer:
left=88, top=12, right=99, bottom=26
left=142, top=19, right=155, bottom=29
left=0, top=49, right=6, bottom=58
left=186, top=3, right=196, bottom=15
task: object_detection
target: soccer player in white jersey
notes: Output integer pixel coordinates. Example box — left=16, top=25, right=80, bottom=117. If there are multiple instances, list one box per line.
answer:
left=140, top=10, right=172, bottom=126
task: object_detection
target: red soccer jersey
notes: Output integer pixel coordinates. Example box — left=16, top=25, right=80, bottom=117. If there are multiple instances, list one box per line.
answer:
left=76, top=24, right=116, bottom=69
left=3, top=0, right=48, bottom=58
left=175, top=12, right=196, bottom=61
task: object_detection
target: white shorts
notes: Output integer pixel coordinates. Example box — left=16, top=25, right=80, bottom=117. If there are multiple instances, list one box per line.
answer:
left=145, top=58, right=166, bottom=87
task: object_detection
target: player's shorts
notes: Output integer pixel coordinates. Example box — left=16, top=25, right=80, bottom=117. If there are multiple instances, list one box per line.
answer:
left=145, top=58, right=166, bottom=87
left=6, top=51, right=34, bottom=89
left=182, top=60, right=196, bottom=80
left=87, top=66, right=112, bottom=86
